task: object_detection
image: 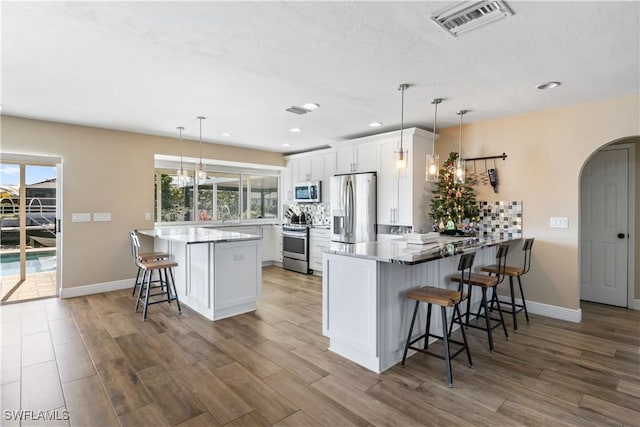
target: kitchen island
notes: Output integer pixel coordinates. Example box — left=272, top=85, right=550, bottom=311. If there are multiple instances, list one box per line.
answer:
left=322, top=235, right=518, bottom=373
left=137, top=227, right=262, bottom=321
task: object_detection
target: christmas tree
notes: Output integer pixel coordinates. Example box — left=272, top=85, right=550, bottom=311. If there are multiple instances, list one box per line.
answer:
left=430, top=152, right=479, bottom=231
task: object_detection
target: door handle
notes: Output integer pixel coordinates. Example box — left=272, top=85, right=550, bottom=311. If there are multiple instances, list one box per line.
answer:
left=617, top=233, right=625, bottom=239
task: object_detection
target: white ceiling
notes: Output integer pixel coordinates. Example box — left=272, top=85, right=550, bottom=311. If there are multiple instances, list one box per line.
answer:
left=2, top=1, right=639, bottom=154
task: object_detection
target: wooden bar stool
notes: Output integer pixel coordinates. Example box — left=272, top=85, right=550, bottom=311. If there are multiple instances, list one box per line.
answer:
left=450, top=244, right=509, bottom=353
left=482, top=238, right=535, bottom=331
left=130, top=232, right=181, bottom=321
left=401, top=253, right=475, bottom=387
left=129, top=231, right=170, bottom=296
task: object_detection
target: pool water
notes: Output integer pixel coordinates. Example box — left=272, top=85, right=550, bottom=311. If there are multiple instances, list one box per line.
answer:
left=0, top=250, right=57, bottom=277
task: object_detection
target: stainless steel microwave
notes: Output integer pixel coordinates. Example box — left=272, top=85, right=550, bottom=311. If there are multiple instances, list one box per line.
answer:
left=294, top=181, right=321, bottom=203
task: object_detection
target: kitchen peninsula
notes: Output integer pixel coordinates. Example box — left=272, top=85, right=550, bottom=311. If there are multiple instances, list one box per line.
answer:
left=322, top=235, right=517, bottom=373
left=137, top=227, right=262, bottom=321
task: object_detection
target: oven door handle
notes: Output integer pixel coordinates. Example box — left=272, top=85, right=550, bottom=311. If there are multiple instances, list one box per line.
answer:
left=282, top=231, right=307, bottom=238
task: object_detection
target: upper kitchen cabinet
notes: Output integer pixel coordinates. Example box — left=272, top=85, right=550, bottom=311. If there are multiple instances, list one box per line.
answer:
left=284, top=148, right=334, bottom=203
left=377, top=128, right=435, bottom=232
left=332, top=140, right=378, bottom=174
left=282, top=161, right=294, bottom=204
left=293, top=155, right=325, bottom=182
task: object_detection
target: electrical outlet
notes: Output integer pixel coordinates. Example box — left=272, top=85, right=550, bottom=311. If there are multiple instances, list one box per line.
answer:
left=145, top=212, right=151, bottom=221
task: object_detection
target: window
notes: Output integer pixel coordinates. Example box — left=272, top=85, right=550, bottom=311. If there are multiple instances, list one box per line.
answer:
left=243, top=175, right=278, bottom=219
left=154, top=157, right=280, bottom=224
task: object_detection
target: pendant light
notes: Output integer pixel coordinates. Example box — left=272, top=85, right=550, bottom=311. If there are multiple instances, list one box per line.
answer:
left=176, top=126, right=189, bottom=185
left=395, top=83, right=409, bottom=177
left=454, top=110, right=467, bottom=184
left=196, top=116, right=206, bottom=183
left=425, top=98, right=442, bottom=182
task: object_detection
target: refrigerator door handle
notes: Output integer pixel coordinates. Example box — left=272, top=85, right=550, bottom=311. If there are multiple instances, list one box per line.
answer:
left=346, top=178, right=354, bottom=238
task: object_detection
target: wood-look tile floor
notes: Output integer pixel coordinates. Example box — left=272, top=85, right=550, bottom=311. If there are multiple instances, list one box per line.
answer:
left=1, top=265, right=639, bottom=426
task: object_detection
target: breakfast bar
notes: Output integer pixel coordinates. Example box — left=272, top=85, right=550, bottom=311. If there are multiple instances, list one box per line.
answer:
left=137, top=227, right=262, bottom=321
left=322, top=235, right=517, bottom=373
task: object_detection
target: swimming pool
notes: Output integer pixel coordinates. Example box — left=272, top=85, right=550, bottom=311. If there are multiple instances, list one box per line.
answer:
left=0, top=250, right=57, bottom=277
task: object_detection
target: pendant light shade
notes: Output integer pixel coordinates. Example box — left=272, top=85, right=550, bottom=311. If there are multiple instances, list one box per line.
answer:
left=425, top=98, right=442, bottom=182
left=395, top=84, right=409, bottom=177
left=176, top=126, right=189, bottom=185
left=197, top=116, right=206, bottom=183
left=454, top=110, right=467, bottom=184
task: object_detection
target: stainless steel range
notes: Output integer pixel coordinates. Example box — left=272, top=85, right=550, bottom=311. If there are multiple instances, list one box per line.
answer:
left=282, top=225, right=310, bottom=274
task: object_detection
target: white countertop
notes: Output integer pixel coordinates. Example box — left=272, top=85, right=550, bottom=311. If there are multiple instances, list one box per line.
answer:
left=327, top=235, right=519, bottom=265
left=137, top=227, right=262, bottom=244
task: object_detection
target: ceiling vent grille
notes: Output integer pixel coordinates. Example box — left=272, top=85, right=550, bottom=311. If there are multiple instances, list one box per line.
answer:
left=285, top=106, right=311, bottom=115
left=431, top=1, right=514, bottom=37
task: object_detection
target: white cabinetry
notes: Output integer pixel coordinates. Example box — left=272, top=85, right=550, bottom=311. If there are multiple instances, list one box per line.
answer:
left=333, top=141, right=378, bottom=174
left=309, top=227, right=331, bottom=274
left=376, top=128, right=435, bottom=231
left=282, top=162, right=294, bottom=203
left=292, top=156, right=325, bottom=182
left=272, top=225, right=283, bottom=263
left=284, top=148, right=334, bottom=204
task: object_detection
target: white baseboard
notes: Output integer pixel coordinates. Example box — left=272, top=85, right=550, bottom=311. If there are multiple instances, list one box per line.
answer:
left=59, top=278, right=132, bottom=299
left=498, top=296, right=582, bottom=323
left=633, top=299, right=640, bottom=310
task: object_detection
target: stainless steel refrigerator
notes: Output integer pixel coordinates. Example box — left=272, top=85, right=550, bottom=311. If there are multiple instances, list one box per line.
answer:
left=330, top=172, right=377, bottom=243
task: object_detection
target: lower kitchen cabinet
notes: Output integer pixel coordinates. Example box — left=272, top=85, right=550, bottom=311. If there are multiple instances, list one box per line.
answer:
left=309, top=227, right=331, bottom=274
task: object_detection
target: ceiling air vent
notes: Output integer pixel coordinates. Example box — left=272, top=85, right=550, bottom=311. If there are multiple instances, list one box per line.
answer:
left=285, top=106, right=311, bottom=115
left=430, top=1, right=514, bottom=37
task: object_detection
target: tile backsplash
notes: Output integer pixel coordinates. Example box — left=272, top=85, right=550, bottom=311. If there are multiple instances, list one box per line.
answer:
left=286, top=203, right=330, bottom=225
left=284, top=200, right=522, bottom=236
left=477, top=200, right=523, bottom=238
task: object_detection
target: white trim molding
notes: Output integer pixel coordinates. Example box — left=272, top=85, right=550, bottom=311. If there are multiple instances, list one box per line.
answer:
left=498, top=296, right=582, bottom=323
left=59, top=278, right=132, bottom=299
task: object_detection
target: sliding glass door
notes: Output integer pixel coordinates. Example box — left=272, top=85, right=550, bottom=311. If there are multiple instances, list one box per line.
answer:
left=0, top=162, right=58, bottom=303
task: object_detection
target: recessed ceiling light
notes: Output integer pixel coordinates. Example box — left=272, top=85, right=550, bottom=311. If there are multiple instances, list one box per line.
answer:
left=369, top=122, right=383, bottom=127
left=303, top=103, right=319, bottom=110
left=283, top=143, right=291, bottom=147
left=220, top=132, right=232, bottom=137
left=289, top=128, right=301, bottom=133
left=536, top=81, right=561, bottom=90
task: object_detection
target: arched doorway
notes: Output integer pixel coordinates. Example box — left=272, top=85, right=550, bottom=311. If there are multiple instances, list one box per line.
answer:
left=579, top=137, right=638, bottom=308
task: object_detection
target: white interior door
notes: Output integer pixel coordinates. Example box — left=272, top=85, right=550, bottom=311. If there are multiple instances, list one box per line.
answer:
left=580, top=146, right=629, bottom=307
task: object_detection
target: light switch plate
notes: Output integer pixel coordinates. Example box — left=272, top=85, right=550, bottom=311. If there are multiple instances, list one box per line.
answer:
left=94, top=212, right=112, bottom=222
left=145, top=212, right=151, bottom=221
left=550, top=216, right=569, bottom=228
left=71, top=213, right=91, bottom=223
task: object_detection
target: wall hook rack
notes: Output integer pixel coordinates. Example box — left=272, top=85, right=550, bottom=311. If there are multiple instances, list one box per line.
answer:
left=462, top=152, right=507, bottom=162
left=462, top=153, right=507, bottom=194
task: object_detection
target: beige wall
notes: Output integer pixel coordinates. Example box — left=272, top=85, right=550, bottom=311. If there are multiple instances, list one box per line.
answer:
left=0, top=115, right=284, bottom=289
left=436, top=94, right=640, bottom=310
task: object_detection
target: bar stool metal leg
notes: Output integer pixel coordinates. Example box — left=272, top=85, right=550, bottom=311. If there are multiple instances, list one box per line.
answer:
left=491, top=290, right=509, bottom=338
left=480, top=288, right=495, bottom=353
left=508, top=276, right=518, bottom=330
left=440, top=306, right=453, bottom=387
left=402, top=301, right=420, bottom=366
left=424, top=303, right=432, bottom=350
left=455, top=305, right=473, bottom=367
left=518, top=276, right=530, bottom=322
left=167, top=267, right=181, bottom=313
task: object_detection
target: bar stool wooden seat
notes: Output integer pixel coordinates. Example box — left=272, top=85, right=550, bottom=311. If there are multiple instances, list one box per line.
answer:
left=450, top=244, right=509, bottom=353
left=130, top=231, right=181, bottom=321
left=401, top=253, right=475, bottom=387
left=481, top=238, right=535, bottom=331
left=129, top=231, right=170, bottom=296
